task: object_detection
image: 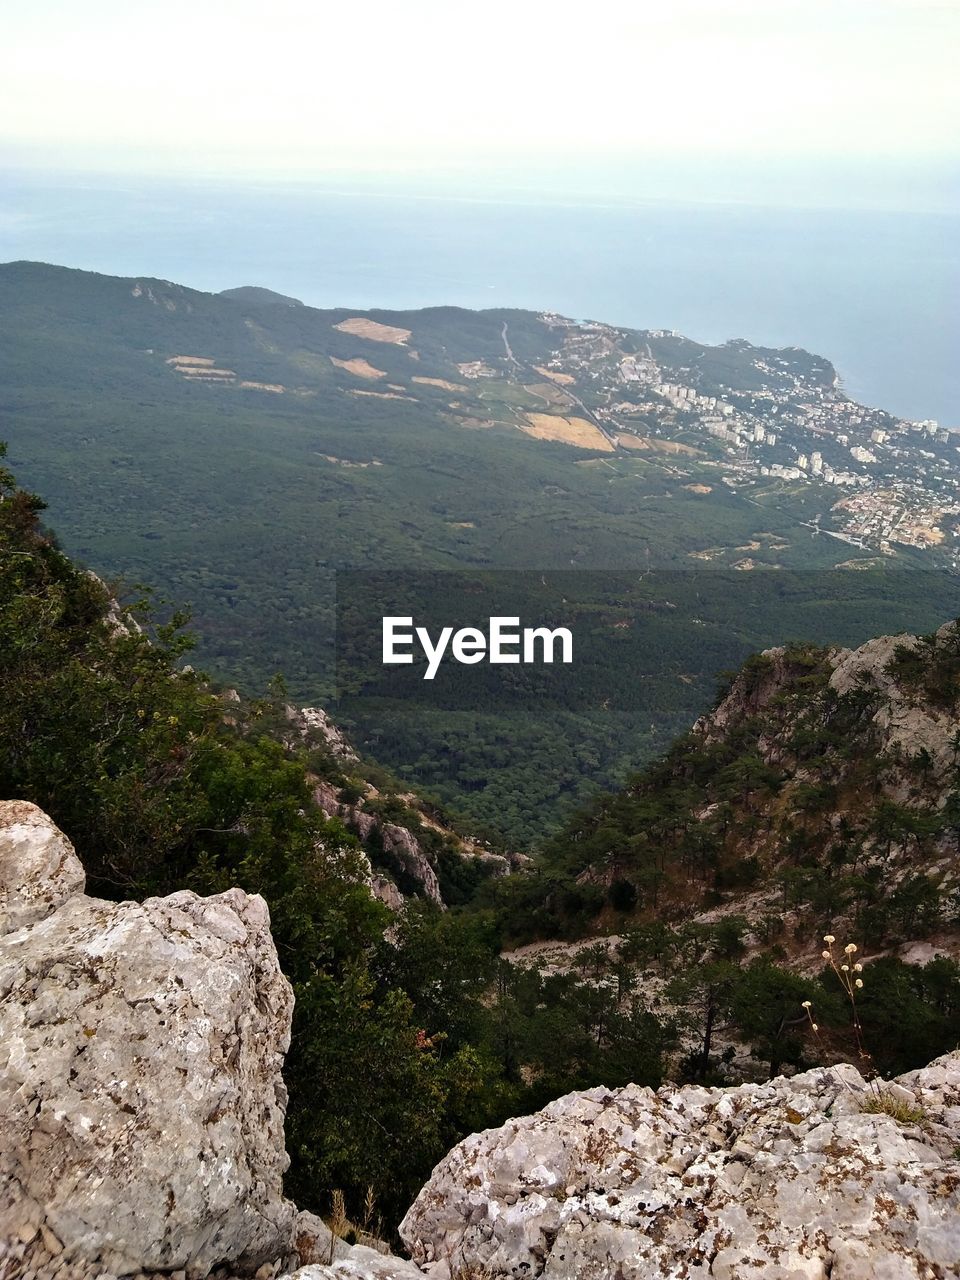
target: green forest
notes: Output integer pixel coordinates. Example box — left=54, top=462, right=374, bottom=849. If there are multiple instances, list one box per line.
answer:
left=1, top=261, right=957, bottom=847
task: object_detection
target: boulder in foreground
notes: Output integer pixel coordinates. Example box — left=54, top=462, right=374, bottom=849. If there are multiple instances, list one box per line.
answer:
left=401, top=1054, right=960, bottom=1279
left=0, top=801, right=296, bottom=1277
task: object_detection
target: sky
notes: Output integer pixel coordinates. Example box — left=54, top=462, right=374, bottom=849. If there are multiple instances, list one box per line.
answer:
left=2, top=0, right=958, bottom=208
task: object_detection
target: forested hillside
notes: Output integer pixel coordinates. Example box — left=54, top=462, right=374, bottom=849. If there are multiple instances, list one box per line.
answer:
left=2, top=260, right=958, bottom=846
left=504, top=622, right=960, bottom=943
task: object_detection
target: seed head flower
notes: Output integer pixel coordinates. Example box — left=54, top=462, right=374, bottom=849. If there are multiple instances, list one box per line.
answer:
left=801, top=1000, right=812, bottom=1009
left=812, top=1023, right=819, bottom=1031
left=853, top=963, right=863, bottom=972
left=855, top=979, right=863, bottom=989
left=841, top=963, right=849, bottom=971
left=845, top=943, right=858, bottom=954
left=823, top=935, right=836, bottom=944
left=822, top=950, right=831, bottom=959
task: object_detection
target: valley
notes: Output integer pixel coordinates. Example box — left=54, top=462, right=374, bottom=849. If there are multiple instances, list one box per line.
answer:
left=1, top=260, right=957, bottom=844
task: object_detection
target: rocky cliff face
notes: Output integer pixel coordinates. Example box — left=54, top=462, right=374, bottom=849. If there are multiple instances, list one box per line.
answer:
left=700, top=621, right=960, bottom=801
left=545, top=620, right=960, bottom=965
left=401, top=1055, right=960, bottom=1279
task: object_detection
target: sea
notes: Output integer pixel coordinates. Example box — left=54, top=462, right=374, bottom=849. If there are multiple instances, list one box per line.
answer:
left=1, top=168, right=957, bottom=426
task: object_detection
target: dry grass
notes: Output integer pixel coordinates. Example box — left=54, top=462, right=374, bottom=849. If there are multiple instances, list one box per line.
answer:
left=533, top=365, right=576, bottom=385
left=412, top=376, right=468, bottom=392
left=334, top=317, right=412, bottom=344
left=616, top=433, right=700, bottom=456
left=330, top=356, right=388, bottom=380
left=861, top=1092, right=927, bottom=1125
left=522, top=413, right=614, bottom=452
left=348, top=389, right=413, bottom=401
left=239, top=380, right=285, bottom=393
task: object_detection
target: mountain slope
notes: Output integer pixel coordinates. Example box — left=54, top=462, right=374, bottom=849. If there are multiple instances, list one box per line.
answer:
left=514, top=620, right=960, bottom=963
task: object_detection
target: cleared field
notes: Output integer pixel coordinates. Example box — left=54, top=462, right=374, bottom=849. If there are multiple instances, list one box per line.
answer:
left=616, top=433, right=701, bottom=456
left=348, top=389, right=413, bottom=401
left=331, top=356, right=388, bottom=380
left=524, top=382, right=571, bottom=406
left=522, top=413, right=615, bottom=452
left=412, top=376, right=468, bottom=392
left=533, top=365, right=576, bottom=385
left=683, top=483, right=713, bottom=494
left=240, top=380, right=285, bottom=393
left=334, top=317, right=412, bottom=344
left=167, top=355, right=215, bottom=367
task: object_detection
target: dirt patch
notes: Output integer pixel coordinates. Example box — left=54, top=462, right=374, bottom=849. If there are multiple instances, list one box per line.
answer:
left=534, top=365, right=576, bottom=385
left=412, top=376, right=468, bottom=392
left=447, top=414, right=499, bottom=430
left=348, top=389, right=414, bottom=401
left=617, top=433, right=701, bottom=456
left=447, top=521, right=475, bottom=528
left=684, top=484, right=713, bottom=495
left=522, top=413, right=615, bottom=452
left=240, top=380, right=285, bottom=393
left=334, top=317, right=412, bottom=344
left=524, top=382, right=571, bottom=406
left=331, top=356, right=388, bottom=380
left=167, top=355, right=215, bottom=367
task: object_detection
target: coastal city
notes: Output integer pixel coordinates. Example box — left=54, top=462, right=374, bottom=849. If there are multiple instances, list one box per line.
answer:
left=535, top=314, right=960, bottom=565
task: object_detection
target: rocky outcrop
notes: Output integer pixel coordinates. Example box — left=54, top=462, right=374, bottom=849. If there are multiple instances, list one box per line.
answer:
left=0, top=800, right=86, bottom=936
left=288, top=707, right=358, bottom=763
left=400, top=1055, right=960, bottom=1279
left=828, top=622, right=960, bottom=790
left=380, top=825, right=443, bottom=908
left=0, top=805, right=297, bottom=1278
left=286, top=1250, right=425, bottom=1279
left=312, top=783, right=443, bottom=909
left=701, top=621, right=960, bottom=796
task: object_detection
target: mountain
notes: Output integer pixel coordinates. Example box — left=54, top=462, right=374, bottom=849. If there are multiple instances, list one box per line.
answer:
left=219, top=284, right=305, bottom=307
left=1, top=259, right=958, bottom=845
left=510, top=620, right=960, bottom=964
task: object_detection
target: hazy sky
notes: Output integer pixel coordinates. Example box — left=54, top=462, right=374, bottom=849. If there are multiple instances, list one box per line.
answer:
left=2, top=0, right=958, bottom=204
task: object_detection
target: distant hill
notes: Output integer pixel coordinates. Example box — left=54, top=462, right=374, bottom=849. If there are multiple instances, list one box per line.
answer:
left=219, top=285, right=304, bottom=307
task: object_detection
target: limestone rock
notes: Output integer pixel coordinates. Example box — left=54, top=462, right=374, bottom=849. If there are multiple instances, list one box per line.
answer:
left=312, top=785, right=443, bottom=910
left=829, top=627, right=960, bottom=787
left=293, top=1211, right=352, bottom=1268
left=400, top=1054, right=960, bottom=1279
left=381, top=825, right=442, bottom=908
left=286, top=1247, right=426, bottom=1279
left=0, top=807, right=296, bottom=1277
left=0, top=800, right=86, bottom=937
left=288, top=707, right=358, bottom=763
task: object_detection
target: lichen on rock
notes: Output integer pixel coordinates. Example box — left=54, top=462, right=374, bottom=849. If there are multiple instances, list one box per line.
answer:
left=400, top=1055, right=960, bottom=1279
left=0, top=805, right=297, bottom=1277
